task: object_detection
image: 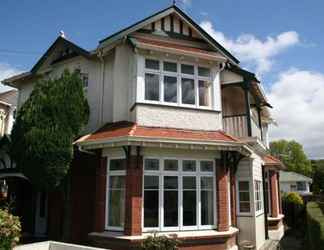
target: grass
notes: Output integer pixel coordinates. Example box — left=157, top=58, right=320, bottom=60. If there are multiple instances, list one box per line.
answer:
left=306, top=202, right=324, bottom=250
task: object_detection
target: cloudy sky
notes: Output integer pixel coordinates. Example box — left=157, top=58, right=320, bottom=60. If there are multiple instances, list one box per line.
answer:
left=1, top=0, right=324, bottom=158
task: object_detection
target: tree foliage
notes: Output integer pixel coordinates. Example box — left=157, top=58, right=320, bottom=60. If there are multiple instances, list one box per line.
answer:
left=270, top=139, right=312, bottom=176
left=311, top=160, right=324, bottom=194
left=11, top=70, right=89, bottom=190
left=0, top=207, right=21, bottom=250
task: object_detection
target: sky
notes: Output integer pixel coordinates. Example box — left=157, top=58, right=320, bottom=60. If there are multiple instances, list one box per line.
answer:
left=1, top=0, right=324, bottom=158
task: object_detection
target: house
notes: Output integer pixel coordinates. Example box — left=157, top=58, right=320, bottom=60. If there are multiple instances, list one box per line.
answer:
left=3, top=4, right=285, bottom=250
left=280, top=171, right=312, bottom=195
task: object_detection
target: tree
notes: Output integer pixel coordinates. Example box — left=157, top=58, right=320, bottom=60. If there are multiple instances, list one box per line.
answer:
left=270, top=139, right=312, bottom=176
left=10, top=70, right=89, bottom=191
left=311, top=160, right=324, bottom=193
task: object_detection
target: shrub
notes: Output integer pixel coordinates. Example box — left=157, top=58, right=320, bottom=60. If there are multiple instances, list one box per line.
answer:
left=0, top=208, right=21, bottom=250
left=307, top=202, right=324, bottom=250
left=284, top=192, right=304, bottom=205
left=141, top=232, right=180, bottom=250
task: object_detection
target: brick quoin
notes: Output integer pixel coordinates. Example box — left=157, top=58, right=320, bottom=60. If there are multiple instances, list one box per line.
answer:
left=216, top=158, right=229, bottom=231
left=94, top=155, right=107, bottom=232
left=124, top=154, right=143, bottom=236
left=270, top=170, right=279, bottom=218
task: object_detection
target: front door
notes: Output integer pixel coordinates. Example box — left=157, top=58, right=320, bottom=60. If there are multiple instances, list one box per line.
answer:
left=35, top=192, right=48, bottom=236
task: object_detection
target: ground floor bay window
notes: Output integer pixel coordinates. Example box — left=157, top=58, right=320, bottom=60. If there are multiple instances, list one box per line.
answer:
left=143, top=158, right=216, bottom=232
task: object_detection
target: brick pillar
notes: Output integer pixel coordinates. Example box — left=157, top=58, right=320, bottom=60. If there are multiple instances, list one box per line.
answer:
left=277, top=172, right=282, bottom=214
left=269, top=170, right=279, bottom=218
left=94, top=155, right=107, bottom=232
left=230, top=170, right=237, bottom=226
left=124, top=154, right=143, bottom=236
left=216, top=159, right=230, bottom=231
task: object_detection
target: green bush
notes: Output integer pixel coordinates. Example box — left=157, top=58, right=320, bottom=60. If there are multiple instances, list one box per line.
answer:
left=307, top=202, right=324, bottom=250
left=141, top=232, right=180, bottom=250
left=0, top=208, right=21, bottom=250
left=283, top=192, right=304, bottom=205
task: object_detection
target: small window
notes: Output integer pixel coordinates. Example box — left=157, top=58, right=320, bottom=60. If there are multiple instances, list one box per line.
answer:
left=163, top=61, right=177, bottom=72
left=163, top=76, right=177, bottom=103
left=181, top=64, right=194, bottom=75
left=81, top=73, right=89, bottom=89
left=144, top=159, right=160, bottom=171
left=181, top=78, right=195, bottom=105
left=238, top=181, right=251, bottom=213
left=164, top=159, right=178, bottom=171
left=254, top=180, right=263, bottom=212
left=199, top=80, right=211, bottom=107
left=145, top=73, right=160, bottom=101
left=198, top=67, right=211, bottom=77
left=297, top=182, right=306, bottom=191
left=109, top=159, right=125, bottom=171
left=182, top=160, right=196, bottom=172
left=200, top=161, right=213, bottom=172
left=145, top=59, right=159, bottom=70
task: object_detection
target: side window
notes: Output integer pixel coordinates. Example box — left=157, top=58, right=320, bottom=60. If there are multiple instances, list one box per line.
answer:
left=238, top=181, right=251, bottom=213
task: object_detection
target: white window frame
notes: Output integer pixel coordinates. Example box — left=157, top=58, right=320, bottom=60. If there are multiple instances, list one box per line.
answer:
left=142, top=57, right=213, bottom=110
left=142, top=157, right=216, bottom=232
left=254, top=180, right=264, bottom=215
left=236, top=179, right=252, bottom=216
left=105, top=157, right=126, bottom=231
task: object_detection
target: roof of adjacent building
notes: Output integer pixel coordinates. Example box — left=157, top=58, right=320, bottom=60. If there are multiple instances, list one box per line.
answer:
left=78, top=121, right=239, bottom=144
left=0, top=90, right=18, bottom=107
left=280, top=171, right=313, bottom=183
left=263, top=154, right=286, bottom=169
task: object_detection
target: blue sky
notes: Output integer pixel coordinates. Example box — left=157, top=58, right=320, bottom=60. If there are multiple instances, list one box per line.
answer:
left=1, top=0, right=324, bottom=158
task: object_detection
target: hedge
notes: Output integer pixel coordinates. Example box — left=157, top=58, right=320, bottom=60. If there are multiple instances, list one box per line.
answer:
left=307, top=202, right=324, bottom=250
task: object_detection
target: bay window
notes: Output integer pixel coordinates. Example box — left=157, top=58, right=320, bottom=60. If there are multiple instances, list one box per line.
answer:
left=143, top=158, right=215, bottom=231
left=106, top=158, right=126, bottom=230
left=254, top=180, right=263, bottom=212
left=143, top=58, right=212, bottom=108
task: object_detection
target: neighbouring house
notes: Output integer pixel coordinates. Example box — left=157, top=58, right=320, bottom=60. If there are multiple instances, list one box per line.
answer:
left=0, top=89, right=17, bottom=136
left=280, top=171, right=312, bottom=195
left=3, top=4, right=286, bottom=250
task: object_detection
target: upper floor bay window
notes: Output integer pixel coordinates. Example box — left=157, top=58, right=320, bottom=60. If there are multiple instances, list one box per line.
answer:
left=143, top=158, right=215, bottom=231
left=144, top=58, right=212, bottom=108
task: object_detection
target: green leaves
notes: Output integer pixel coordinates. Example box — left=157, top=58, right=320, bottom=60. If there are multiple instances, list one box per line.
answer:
left=270, top=139, right=312, bottom=176
left=0, top=208, right=21, bottom=250
left=11, top=70, right=89, bottom=190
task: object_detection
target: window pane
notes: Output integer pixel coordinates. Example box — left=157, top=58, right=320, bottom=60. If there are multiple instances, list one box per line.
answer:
left=144, top=176, right=159, bottom=189
left=164, top=76, right=177, bottom=103
left=198, top=80, right=211, bottom=107
left=109, top=159, right=125, bottom=171
left=198, top=67, right=210, bottom=77
left=144, top=176, right=159, bottom=228
left=181, top=78, right=195, bottom=104
left=200, top=161, right=213, bottom=172
left=183, top=190, right=196, bottom=226
left=145, top=59, right=159, bottom=70
left=164, top=61, right=177, bottom=72
left=164, top=176, right=178, bottom=227
left=239, top=191, right=250, bottom=202
left=164, top=176, right=178, bottom=189
left=201, top=190, right=213, bottom=225
left=164, top=159, right=178, bottom=171
left=183, top=176, right=196, bottom=189
left=201, top=177, right=213, bottom=190
left=145, top=159, right=159, bottom=171
left=108, top=190, right=125, bottom=227
left=239, top=202, right=250, bottom=213
left=145, top=73, right=159, bottom=101
left=239, top=181, right=249, bottom=191
left=109, top=176, right=125, bottom=189
left=182, top=160, right=196, bottom=172
left=181, top=64, right=194, bottom=75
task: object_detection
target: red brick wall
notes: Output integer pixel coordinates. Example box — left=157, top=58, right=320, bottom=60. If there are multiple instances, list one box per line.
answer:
left=270, top=170, right=279, bottom=218
left=124, top=154, right=143, bottom=236
left=216, top=159, right=229, bottom=231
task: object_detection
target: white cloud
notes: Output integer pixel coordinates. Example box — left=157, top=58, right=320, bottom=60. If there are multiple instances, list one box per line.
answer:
left=0, top=63, right=21, bottom=92
left=268, top=69, right=324, bottom=158
left=178, top=0, right=191, bottom=9
left=200, top=20, right=299, bottom=76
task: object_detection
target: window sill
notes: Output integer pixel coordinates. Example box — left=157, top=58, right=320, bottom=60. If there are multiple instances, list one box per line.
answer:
left=130, top=102, right=221, bottom=113
left=89, top=227, right=239, bottom=241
